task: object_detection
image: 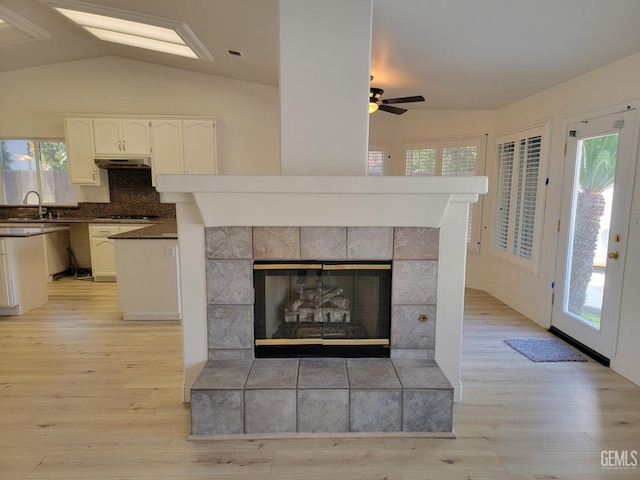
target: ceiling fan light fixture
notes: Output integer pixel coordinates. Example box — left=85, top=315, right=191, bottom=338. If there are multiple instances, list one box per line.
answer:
left=369, top=102, right=379, bottom=114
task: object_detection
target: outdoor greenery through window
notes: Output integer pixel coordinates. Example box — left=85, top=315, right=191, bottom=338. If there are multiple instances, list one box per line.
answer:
left=404, top=136, right=486, bottom=252
left=0, top=139, right=76, bottom=206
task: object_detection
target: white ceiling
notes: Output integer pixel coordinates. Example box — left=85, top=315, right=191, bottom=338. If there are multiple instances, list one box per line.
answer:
left=2, top=0, right=640, bottom=110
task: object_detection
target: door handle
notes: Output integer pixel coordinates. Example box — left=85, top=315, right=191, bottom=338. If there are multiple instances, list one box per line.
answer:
left=608, top=251, right=620, bottom=260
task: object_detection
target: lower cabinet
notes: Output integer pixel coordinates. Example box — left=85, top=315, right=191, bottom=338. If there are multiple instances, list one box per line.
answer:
left=115, top=238, right=181, bottom=320
left=0, top=236, right=48, bottom=315
left=89, top=224, right=146, bottom=281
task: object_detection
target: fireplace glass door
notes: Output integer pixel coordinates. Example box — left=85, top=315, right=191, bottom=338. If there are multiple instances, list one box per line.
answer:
left=254, top=262, right=391, bottom=357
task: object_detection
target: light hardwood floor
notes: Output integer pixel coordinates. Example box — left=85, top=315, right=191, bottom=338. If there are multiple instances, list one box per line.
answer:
left=1, top=278, right=639, bottom=479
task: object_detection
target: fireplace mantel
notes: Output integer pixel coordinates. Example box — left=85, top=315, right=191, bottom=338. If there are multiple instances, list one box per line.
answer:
left=156, top=174, right=488, bottom=403
left=156, top=175, right=488, bottom=228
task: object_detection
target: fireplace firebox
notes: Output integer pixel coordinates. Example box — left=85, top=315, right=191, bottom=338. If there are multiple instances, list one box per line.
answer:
left=253, top=261, right=392, bottom=357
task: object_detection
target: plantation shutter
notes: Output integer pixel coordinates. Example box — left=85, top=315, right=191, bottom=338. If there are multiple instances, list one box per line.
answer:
left=367, top=150, right=385, bottom=176
left=405, top=146, right=437, bottom=175
left=512, top=136, right=541, bottom=259
left=442, top=145, right=478, bottom=243
left=490, top=121, right=549, bottom=274
left=491, top=141, right=515, bottom=252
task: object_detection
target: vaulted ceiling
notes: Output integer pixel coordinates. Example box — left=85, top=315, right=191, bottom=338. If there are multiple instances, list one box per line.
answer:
left=3, top=0, right=640, bottom=110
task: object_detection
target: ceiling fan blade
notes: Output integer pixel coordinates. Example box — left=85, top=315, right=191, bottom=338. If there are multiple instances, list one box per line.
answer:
left=378, top=104, right=407, bottom=115
left=382, top=95, right=425, bottom=105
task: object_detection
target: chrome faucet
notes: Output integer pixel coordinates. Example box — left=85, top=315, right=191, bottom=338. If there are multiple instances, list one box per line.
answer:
left=22, top=190, right=44, bottom=219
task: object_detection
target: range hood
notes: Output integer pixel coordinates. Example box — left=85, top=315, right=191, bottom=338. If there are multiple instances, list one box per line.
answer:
left=95, top=158, right=151, bottom=169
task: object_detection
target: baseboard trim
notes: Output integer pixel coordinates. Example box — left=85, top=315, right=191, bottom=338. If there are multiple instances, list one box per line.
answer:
left=548, top=326, right=610, bottom=366
left=612, top=354, right=640, bottom=387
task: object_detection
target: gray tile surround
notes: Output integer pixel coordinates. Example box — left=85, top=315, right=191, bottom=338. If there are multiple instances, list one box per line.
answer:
left=190, top=358, right=453, bottom=435
left=197, top=226, right=448, bottom=435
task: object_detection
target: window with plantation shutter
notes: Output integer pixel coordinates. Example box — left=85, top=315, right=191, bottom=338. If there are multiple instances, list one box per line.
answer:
left=490, top=122, right=550, bottom=274
left=367, top=141, right=390, bottom=176
left=404, top=136, right=486, bottom=253
left=491, top=141, right=514, bottom=251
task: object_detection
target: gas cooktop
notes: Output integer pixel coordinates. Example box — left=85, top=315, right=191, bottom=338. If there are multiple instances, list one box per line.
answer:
left=96, top=214, right=159, bottom=220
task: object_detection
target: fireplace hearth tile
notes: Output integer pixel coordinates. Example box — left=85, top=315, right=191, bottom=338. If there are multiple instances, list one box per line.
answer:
left=245, top=359, right=299, bottom=389
left=300, top=227, right=346, bottom=259
left=191, top=359, right=253, bottom=390
left=298, top=389, right=349, bottom=432
left=346, top=358, right=401, bottom=389
left=189, top=358, right=454, bottom=435
left=347, top=227, right=393, bottom=260
left=350, top=389, right=401, bottom=432
left=191, top=390, right=244, bottom=435
left=244, top=389, right=297, bottom=433
left=392, top=260, right=438, bottom=305
left=402, top=389, right=453, bottom=432
left=298, top=358, right=348, bottom=389
left=206, top=260, right=253, bottom=305
left=394, top=365, right=453, bottom=390
left=206, top=227, right=253, bottom=259
left=208, top=305, right=254, bottom=350
left=390, top=348, right=435, bottom=360
left=393, top=227, right=439, bottom=260
left=253, top=227, right=300, bottom=260
left=391, top=305, right=437, bottom=349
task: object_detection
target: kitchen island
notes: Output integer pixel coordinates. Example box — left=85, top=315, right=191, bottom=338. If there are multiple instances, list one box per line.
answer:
left=0, top=226, right=70, bottom=316
left=111, top=221, right=181, bottom=320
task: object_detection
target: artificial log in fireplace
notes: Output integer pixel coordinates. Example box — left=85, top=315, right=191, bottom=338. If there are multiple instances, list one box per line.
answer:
left=253, top=261, right=392, bottom=357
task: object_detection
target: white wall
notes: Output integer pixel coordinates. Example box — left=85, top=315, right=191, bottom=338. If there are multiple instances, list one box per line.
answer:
left=369, top=108, right=496, bottom=285
left=0, top=56, right=280, bottom=175
left=488, top=52, right=640, bottom=384
left=279, top=0, right=372, bottom=175
left=370, top=53, right=640, bottom=386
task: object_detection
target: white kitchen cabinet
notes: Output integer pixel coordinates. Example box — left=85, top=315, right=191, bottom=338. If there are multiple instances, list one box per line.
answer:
left=0, top=242, right=14, bottom=308
left=150, top=119, right=183, bottom=182
left=93, top=118, right=150, bottom=156
left=89, top=224, right=147, bottom=281
left=0, top=236, right=48, bottom=315
left=150, top=119, right=217, bottom=185
left=183, top=120, right=217, bottom=174
left=64, top=117, right=101, bottom=185
left=115, top=238, right=181, bottom=320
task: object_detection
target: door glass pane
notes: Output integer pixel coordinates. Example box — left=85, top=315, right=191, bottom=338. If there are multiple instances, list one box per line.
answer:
left=564, top=133, right=618, bottom=329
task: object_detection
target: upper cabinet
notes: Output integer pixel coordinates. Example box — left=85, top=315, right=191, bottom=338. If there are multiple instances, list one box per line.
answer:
left=150, top=119, right=218, bottom=185
left=93, top=119, right=150, bottom=156
left=63, top=115, right=218, bottom=186
left=64, top=117, right=101, bottom=185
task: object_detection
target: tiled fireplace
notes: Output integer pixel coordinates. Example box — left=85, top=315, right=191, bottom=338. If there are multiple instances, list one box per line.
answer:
left=156, top=174, right=488, bottom=437
left=192, top=225, right=451, bottom=435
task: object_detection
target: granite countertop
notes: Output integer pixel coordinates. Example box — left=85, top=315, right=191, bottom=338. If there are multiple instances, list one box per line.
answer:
left=109, top=220, right=178, bottom=240
left=0, top=226, right=70, bottom=237
left=1, top=217, right=159, bottom=224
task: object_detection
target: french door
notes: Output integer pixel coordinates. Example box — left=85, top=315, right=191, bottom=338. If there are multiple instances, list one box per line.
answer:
left=551, top=106, right=638, bottom=360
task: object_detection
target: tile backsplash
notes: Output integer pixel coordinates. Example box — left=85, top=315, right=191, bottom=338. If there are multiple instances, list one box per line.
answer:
left=0, top=169, right=176, bottom=219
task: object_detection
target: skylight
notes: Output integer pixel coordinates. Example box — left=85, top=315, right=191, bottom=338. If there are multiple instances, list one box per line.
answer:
left=0, top=5, right=50, bottom=46
left=45, top=0, right=212, bottom=61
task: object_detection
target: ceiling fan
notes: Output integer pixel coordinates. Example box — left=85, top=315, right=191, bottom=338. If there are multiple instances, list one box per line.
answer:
left=369, top=82, right=425, bottom=115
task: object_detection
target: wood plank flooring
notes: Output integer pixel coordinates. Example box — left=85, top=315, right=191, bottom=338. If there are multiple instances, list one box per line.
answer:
left=1, top=278, right=639, bottom=479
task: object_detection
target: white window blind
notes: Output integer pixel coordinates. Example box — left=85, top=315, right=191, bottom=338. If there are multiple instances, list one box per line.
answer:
left=404, top=136, right=486, bottom=253
left=491, top=141, right=514, bottom=251
left=367, top=141, right=390, bottom=176
left=512, top=136, right=541, bottom=260
left=367, top=150, right=385, bottom=176
left=405, top=146, right=437, bottom=175
left=490, top=122, right=549, bottom=274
